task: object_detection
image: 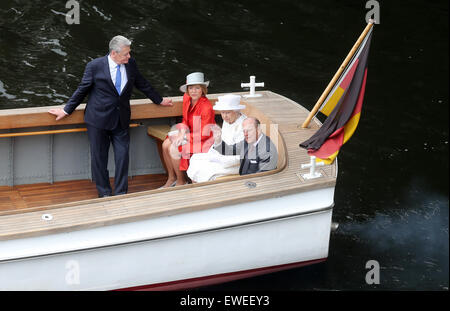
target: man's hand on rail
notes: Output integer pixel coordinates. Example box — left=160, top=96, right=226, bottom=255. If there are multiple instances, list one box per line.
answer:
left=48, top=108, right=68, bottom=121
left=160, top=98, right=173, bottom=106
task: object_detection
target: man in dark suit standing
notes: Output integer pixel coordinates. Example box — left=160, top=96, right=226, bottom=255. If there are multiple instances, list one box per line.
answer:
left=49, top=35, right=172, bottom=197
left=212, top=117, right=278, bottom=175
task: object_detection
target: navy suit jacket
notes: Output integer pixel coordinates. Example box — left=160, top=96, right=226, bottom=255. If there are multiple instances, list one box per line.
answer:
left=64, top=55, right=163, bottom=130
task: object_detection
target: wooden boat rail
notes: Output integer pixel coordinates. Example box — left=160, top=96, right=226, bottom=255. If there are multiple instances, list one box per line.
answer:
left=0, top=96, right=190, bottom=131
left=0, top=91, right=337, bottom=241
left=0, top=123, right=142, bottom=138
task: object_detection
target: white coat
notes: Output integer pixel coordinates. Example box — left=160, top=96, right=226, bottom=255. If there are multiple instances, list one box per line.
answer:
left=187, top=114, right=246, bottom=182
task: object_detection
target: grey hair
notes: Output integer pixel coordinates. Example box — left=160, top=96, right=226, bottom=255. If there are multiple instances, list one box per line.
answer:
left=109, top=35, right=132, bottom=53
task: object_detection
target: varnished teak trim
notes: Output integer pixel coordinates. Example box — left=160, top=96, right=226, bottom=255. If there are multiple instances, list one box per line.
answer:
left=0, top=97, right=219, bottom=130
left=0, top=123, right=141, bottom=138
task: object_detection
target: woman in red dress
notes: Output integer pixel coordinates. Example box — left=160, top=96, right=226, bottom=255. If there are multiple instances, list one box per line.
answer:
left=161, top=72, right=216, bottom=187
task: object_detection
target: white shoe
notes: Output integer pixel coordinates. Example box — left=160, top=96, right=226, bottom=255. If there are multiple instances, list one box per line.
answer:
left=158, top=181, right=177, bottom=189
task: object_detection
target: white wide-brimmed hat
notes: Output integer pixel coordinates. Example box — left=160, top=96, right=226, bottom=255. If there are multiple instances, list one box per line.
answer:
left=179, top=72, right=210, bottom=93
left=213, top=94, right=246, bottom=111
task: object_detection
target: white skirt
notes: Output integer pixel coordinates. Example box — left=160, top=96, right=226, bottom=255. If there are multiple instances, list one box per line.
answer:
left=187, top=148, right=240, bottom=182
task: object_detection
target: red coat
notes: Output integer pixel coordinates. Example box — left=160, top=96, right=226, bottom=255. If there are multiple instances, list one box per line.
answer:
left=177, top=94, right=216, bottom=171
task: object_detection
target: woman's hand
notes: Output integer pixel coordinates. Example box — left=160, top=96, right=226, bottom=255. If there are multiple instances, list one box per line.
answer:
left=173, top=131, right=187, bottom=146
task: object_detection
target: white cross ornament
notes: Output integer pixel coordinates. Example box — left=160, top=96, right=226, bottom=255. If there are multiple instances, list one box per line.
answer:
left=241, top=76, right=264, bottom=98
left=301, top=156, right=325, bottom=180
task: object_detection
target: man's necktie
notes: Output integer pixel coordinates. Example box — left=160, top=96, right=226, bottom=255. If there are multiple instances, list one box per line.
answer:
left=115, top=64, right=121, bottom=95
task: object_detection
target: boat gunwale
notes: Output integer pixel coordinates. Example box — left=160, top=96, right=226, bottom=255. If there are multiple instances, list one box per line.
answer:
left=0, top=204, right=334, bottom=262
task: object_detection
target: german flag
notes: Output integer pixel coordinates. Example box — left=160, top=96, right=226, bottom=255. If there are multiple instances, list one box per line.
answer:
left=300, top=28, right=373, bottom=164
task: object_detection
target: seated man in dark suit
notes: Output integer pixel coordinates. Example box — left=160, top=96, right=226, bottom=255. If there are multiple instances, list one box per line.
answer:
left=211, top=117, right=278, bottom=175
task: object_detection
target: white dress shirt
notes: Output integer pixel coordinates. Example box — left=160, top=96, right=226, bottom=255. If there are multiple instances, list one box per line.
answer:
left=107, top=55, right=127, bottom=93
left=252, top=133, right=263, bottom=148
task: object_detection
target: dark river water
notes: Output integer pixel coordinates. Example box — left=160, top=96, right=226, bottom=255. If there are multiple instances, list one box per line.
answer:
left=0, top=0, right=448, bottom=291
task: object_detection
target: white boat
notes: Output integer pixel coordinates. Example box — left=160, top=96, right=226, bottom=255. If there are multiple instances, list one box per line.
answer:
left=0, top=22, right=373, bottom=291
left=0, top=89, right=335, bottom=290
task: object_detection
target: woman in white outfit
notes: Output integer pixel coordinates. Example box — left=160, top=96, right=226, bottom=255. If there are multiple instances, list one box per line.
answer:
left=187, top=94, right=246, bottom=182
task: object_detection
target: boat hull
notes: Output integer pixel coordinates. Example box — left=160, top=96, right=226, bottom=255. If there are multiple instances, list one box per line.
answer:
left=120, top=258, right=327, bottom=291
left=0, top=187, right=334, bottom=291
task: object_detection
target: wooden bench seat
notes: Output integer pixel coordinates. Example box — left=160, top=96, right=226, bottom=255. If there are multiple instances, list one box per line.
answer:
left=147, top=124, right=172, bottom=142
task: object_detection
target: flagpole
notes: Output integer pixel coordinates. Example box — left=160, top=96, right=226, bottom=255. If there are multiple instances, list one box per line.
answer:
left=301, top=20, right=375, bottom=129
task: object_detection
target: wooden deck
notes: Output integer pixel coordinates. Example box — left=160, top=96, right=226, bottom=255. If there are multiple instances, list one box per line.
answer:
left=0, top=174, right=167, bottom=215
left=0, top=91, right=337, bottom=240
